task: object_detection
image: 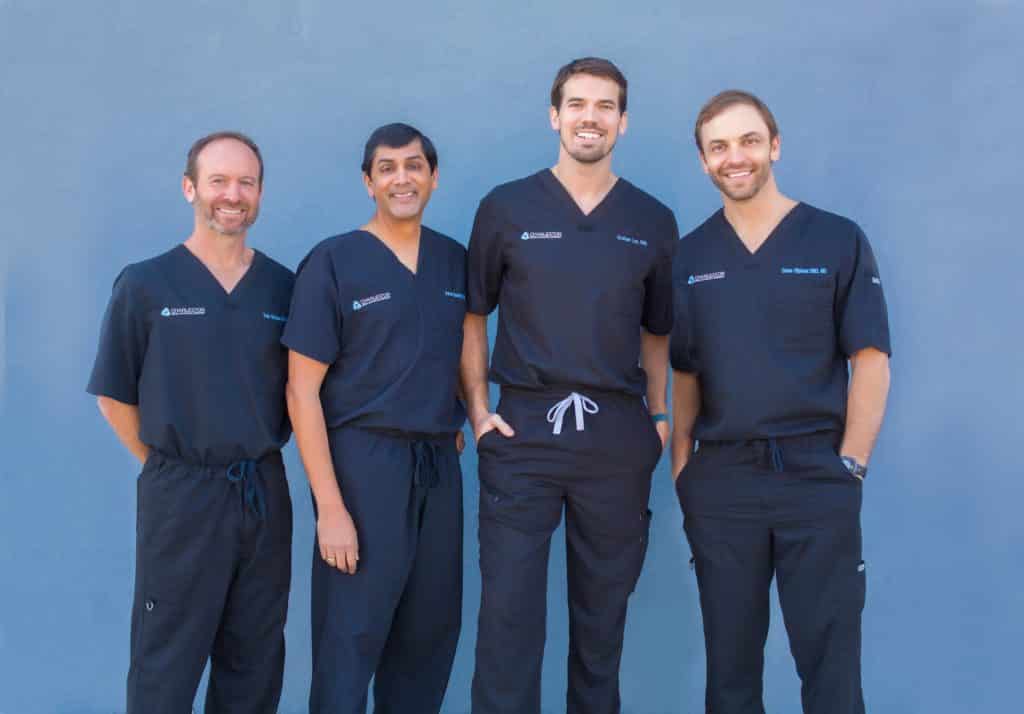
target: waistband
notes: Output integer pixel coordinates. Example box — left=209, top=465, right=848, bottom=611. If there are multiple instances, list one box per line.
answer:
left=696, top=431, right=840, bottom=473
left=336, top=426, right=457, bottom=444
left=148, top=450, right=282, bottom=519
left=499, top=385, right=643, bottom=405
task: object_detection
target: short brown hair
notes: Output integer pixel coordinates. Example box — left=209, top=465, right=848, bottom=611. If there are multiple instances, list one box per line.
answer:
left=694, top=90, right=778, bottom=153
left=551, top=57, right=628, bottom=112
left=184, top=131, right=264, bottom=186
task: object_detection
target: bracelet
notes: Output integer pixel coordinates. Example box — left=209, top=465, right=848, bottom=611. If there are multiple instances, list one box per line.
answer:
left=651, top=413, right=669, bottom=423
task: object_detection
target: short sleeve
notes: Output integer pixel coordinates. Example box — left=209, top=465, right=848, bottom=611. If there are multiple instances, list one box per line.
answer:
left=669, top=251, right=698, bottom=374
left=86, top=267, right=149, bottom=404
left=282, top=245, right=343, bottom=365
left=466, top=196, right=504, bottom=315
left=837, top=225, right=892, bottom=357
left=641, top=210, right=679, bottom=335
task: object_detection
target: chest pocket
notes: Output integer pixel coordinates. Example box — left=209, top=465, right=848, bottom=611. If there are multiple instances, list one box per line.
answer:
left=768, top=275, right=835, bottom=350
left=425, top=290, right=466, bottom=361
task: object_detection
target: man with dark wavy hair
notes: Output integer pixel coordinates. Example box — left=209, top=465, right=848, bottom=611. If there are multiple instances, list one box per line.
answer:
left=464, top=58, right=678, bottom=714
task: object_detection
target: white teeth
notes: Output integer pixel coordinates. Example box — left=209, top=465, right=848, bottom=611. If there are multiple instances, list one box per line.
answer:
left=217, top=208, right=242, bottom=214
left=577, top=131, right=600, bottom=139
left=726, top=171, right=752, bottom=178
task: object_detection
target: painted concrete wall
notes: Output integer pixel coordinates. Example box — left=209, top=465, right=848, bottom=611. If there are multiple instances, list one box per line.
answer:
left=2, top=1, right=1021, bottom=711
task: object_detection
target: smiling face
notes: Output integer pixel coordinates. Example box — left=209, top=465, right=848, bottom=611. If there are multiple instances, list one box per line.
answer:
left=363, top=138, right=438, bottom=221
left=550, top=73, right=628, bottom=165
left=182, top=138, right=262, bottom=236
left=698, top=103, right=780, bottom=203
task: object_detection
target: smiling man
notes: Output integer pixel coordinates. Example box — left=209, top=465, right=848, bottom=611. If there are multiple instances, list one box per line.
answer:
left=87, top=131, right=295, bottom=714
left=464, top=57, right=678, bottom=714
left=671, top=90, right=891, bottom=714
left=283, top=123, right=467, bottom=714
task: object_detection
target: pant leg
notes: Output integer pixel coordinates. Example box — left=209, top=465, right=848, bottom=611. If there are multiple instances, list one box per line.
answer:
left=374, top=441, right=463, bottom=714
left=565, top=473, right=651, bottom=712
left=127, top=455, right=237, bottom=714
left=206, top=454, right=293, bottom=714
left=471, top=426, right=566, bottom=714
left=678, top=448, right=774, bottom=714
left=772, top=446, right=865, bottom=714
left=310, top=429, right=419, bottom=714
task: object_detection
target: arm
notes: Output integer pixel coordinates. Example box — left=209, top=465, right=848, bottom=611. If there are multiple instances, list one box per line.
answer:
left=460, top=313, right=513, bottom=442
left=96, top=396, right=149, bottom=464
left=670, top=371, right=701, bottom=480
left=840, top=347, right=891, bottom=466
left=286, top=350, right=359, bottom=574
left=641, top=329, right=670, bottom=447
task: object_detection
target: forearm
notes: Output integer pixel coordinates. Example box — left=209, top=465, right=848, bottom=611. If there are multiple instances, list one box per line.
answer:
left=641, top=331, right=669, bottom=414
left=460, top=313, right=492, bottom=426
left=96, top=396, right=149, bottom=464
left=840, top=348, right=891, bottom=465
left=670, top=371, right=700, bottom=478
left=287, top=384, right=346, bottom=513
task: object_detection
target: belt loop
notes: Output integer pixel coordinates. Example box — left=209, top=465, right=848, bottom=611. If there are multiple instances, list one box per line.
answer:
left=226, top=459, right=267, bottom=519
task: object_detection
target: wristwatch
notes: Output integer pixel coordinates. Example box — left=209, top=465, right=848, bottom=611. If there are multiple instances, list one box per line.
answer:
left=840, top=456, right=868, bottom=481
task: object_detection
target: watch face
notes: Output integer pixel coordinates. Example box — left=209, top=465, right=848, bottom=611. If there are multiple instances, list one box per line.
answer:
left=841, top=456, right=866, bottom=480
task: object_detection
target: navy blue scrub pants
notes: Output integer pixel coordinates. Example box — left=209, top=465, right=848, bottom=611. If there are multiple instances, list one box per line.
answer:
left=676, top=432, right=865, bottom=714
left=310, top=427, right=463, bottom=714
left=128, top=451, right=292, bottom=714
left=472, top=388, right=661, bottom=714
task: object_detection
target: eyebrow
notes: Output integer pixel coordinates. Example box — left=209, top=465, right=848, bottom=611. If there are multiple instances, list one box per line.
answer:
left=376, top=154, right=426, bottom=165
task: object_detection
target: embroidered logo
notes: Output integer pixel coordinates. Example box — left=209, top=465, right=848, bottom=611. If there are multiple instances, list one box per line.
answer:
left=520, top=231, right=563, bottom=241
left=780, top=267, right=829, bottom=275
left=444, top=291, right=466, bottom=301
left=616, top=234, right=648, bottom=247
left=871, top=276, right=881, bottom=285
left=687, top=272, right=726, bottom=285
left=160, top=306, right=206, bottom=317
left=262, top=312, right=287, bottom=322
left=352, top=292, right=391, bottom=311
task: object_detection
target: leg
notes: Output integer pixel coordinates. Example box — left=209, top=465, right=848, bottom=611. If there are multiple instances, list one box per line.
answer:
left=562, top=468, right=652, bottom=714
left=206, top=457, right=293, bottom=714
left=471, top=439, right=565, bottom=714
left=127, top=457, right=236, bottom=714
left=375, top=444, right=464, bottom=714
left=685, top=513, right=773, bottom=714
left=310, top=430, right=419, bottom=714
left=774, top=455, right=865, bottom=714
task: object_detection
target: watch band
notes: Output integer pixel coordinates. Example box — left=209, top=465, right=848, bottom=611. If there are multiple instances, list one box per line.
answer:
left=651, top=413, right=669, bottom=423
left=840, top=455, right=868, bottom=480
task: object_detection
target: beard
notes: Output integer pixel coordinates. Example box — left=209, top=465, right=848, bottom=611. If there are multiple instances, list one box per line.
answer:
left=709, top=163, right=771, bottom=202
left=560, top=128, right=617, bottom=165
left=196, top=198, right=259, bottom=236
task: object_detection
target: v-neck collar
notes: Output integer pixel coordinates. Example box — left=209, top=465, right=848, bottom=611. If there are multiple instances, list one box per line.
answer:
left=717, top=202, right=805, bottom=261
left=537, top=169, right=625, bottom=221
left=176, top=243, right=262, bottom=298
left=358, top=228, right=426, bottom=278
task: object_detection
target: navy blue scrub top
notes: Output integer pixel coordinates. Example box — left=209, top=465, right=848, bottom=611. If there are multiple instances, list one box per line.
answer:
left=467, top=170, right=678, bottom=397
left=282, top=227, right=467, bottom=436
left=670, top=203, right=891, bottom=441
left=87, top=245, right=295, bottom=465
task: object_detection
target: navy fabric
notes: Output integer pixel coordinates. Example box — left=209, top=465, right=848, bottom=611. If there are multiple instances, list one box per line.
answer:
left=128, top=451, right=292, bottom=714
left=670, top=204, right=891, bottom=441
left=283, top=228, right=467, bottom=435
left=310, top=427, right=463, bottom=714
left=467, top=170, right=678, bottom=397
left=472, top=389, right=660, bottom=714
left=87, top=244, right=295, bottom=465
left=676, top=434, right=865, bottom=714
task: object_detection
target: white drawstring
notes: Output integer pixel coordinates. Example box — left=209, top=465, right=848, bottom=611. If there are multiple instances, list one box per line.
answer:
left=546, top=392, right=599, bottom=435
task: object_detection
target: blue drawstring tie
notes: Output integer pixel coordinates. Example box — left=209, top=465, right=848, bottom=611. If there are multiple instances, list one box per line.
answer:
left=226, top=459, right=267, bottom=519
left=411, top=441, right=441, bottom=488
left=766, top=439, right=785, bottom=473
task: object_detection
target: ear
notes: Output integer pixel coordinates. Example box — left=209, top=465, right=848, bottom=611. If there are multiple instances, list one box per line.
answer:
left=182, top=176, right=195, bottom=204
left=363, top=172, right=375, bottom=201
left=618, top=111, right=628, bottom=136
left=431, top=167, right=439, bottom=191
left=770, top=135, right=781, bottom=162
left=698, top=149, right=710, bottom=176
left=549, top=105, right=560, bottom=132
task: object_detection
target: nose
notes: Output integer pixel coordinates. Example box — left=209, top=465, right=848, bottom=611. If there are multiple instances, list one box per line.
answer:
left=222, top=181, right=241, bottom=202
left=725, top=143, right=745, bottom=164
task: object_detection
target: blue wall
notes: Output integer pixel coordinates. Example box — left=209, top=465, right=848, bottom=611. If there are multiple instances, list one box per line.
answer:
left=2, top=1, right=1021, bottom=712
